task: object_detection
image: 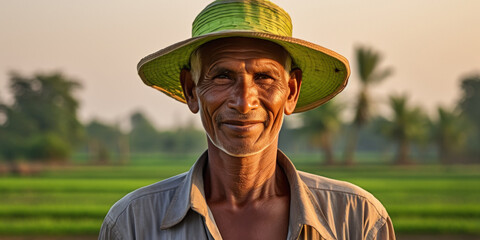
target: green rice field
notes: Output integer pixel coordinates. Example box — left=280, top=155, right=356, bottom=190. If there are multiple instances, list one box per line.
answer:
left=1, top=153, right=480, bottom=238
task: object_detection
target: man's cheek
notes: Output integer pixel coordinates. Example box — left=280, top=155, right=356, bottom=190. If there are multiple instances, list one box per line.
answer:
left=199, top=109, right=215, bottom=136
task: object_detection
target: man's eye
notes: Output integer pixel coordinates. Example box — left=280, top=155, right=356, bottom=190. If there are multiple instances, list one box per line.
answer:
left=255, top=74, right=274, bottom=82
left=213, top=74, right=233, bottom=84
left=215, top=74, right=230, bottom=79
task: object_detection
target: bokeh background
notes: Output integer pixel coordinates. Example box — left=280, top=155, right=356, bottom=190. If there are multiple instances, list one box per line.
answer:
left=1, top=0, right=479, bottom=239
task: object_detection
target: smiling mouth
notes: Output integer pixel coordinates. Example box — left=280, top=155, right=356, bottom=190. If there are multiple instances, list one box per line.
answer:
left=220, top=120, right=264, bottom=132
left=222, top=120, right=264, bottom=126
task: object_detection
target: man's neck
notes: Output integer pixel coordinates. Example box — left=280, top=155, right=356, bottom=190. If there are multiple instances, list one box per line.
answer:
left=203, top=140, right=291, bottom=240
left=203, top=140, right=289, bottom=207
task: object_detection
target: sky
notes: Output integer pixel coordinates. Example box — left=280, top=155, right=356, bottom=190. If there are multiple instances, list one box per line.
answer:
left=1, top=0, right=479, bottom=129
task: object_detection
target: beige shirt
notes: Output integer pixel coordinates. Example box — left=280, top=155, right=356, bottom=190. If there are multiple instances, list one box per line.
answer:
left=99, top=150, right=395, bottom=240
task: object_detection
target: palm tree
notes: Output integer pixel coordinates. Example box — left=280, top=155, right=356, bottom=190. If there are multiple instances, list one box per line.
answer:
left=344, top=46, right=393, bottom=165
left=300, top=100, right=343, bottom=165
left=458, top=75, right=480, bottom=161
left=432, top=106, right=469, bottom=164
left=381, top=94, right=428, bottom=165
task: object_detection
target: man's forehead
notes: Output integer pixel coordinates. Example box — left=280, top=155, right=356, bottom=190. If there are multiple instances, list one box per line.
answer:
left=197, top=37, right=289, bottom=65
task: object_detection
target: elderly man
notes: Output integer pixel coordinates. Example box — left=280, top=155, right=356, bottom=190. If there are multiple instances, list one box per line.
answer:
left=99, top=0, right=395, bottom=239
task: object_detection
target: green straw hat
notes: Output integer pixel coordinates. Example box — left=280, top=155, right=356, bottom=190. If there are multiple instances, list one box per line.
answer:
left=137, top=0, right=350, bottom=113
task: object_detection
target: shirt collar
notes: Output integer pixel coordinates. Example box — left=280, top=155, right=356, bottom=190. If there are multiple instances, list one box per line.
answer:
left=160, top=151, right=208, bottom=229
left=160, top=150, right=337, bottom=240
left=277, top=151, right=338, bottom=240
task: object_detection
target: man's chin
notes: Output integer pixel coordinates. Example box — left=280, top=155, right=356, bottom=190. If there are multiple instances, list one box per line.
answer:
left=206, top=134, right=272, bottom=157
left=220, top=147, right=265, bottom=158
left=214, top=141, right=265, bottom=157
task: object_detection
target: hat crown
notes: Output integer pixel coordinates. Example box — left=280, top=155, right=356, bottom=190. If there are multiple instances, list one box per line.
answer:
left=192, top=0, right=292, bottom=38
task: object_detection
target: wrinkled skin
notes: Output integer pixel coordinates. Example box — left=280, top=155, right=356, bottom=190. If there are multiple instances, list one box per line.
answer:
left=181, top=37, right=302, bottom=157
left=180, top=37, right=302, bottom=240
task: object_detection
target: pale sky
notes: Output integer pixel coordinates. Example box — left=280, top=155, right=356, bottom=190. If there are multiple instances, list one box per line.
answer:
left=1, top=0, right=479, bottom=129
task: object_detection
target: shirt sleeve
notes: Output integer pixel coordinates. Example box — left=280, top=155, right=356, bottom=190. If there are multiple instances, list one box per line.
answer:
left=98, top=216, right=121, bottom=240
left=373, top=216, right=396, bottom=240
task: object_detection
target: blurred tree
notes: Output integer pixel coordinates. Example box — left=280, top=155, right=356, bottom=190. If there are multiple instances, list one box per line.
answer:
left=431, top=106, right=469, bottom=164
left=28, top=133, right=71, bottom=162
left=278, top=123, right=304, bottom=153
left=0, top=72, right=83, bottom=162
left=344, top=46, right=393, bottom=165
left=129, top=111, right=206, bottom=153
left=0, top=104, right=21, bottom=160
left=355, top=117, right=391, bottom=153
left=11, top=72, right=83, bottom=144
left=381, top=94, right=428, bottom=164
left=299, top=100, right=343, bottom=165
left=129, top=111, right=161, bottom=152
left=85, top=120, right=127, bottom=164
left=458, top=74, right=480, bottom=161
left=167, top=124, right=207, bottom=153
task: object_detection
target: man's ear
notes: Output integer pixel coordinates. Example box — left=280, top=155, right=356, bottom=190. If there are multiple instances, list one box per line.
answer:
left=284, top=68, right=302, bottom=115
left=180, top=68, right=199, bottom=113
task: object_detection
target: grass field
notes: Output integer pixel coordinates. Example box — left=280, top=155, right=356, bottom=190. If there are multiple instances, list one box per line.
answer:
left=1, top=153, right=480, bottom=238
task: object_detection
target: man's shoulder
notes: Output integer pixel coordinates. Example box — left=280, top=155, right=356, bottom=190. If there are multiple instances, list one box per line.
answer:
left=104, top=172, right=188, bottom=222
left=298, top=170, right=371, bottom=196
left=298, top=170, right=388, bottom=217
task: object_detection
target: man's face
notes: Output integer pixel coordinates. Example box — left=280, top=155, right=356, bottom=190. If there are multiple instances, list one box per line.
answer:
left=183, top=37, right=301, bottom=157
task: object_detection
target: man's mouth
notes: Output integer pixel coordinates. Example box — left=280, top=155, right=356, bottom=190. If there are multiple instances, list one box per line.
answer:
left=222, top=120, right=263, bottom=125
left=220, top=120, right=264, bottom=132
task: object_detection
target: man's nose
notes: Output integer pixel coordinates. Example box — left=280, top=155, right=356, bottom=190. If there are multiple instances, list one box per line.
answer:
left=227, top=78, right=259, bottom=113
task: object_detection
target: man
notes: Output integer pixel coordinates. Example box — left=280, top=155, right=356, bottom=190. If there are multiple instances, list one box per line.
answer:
left=99, top=0, right=395, bottom=239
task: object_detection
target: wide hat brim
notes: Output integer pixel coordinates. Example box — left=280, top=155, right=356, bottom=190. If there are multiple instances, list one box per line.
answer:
left=137, top=30, right=350, bottom=113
